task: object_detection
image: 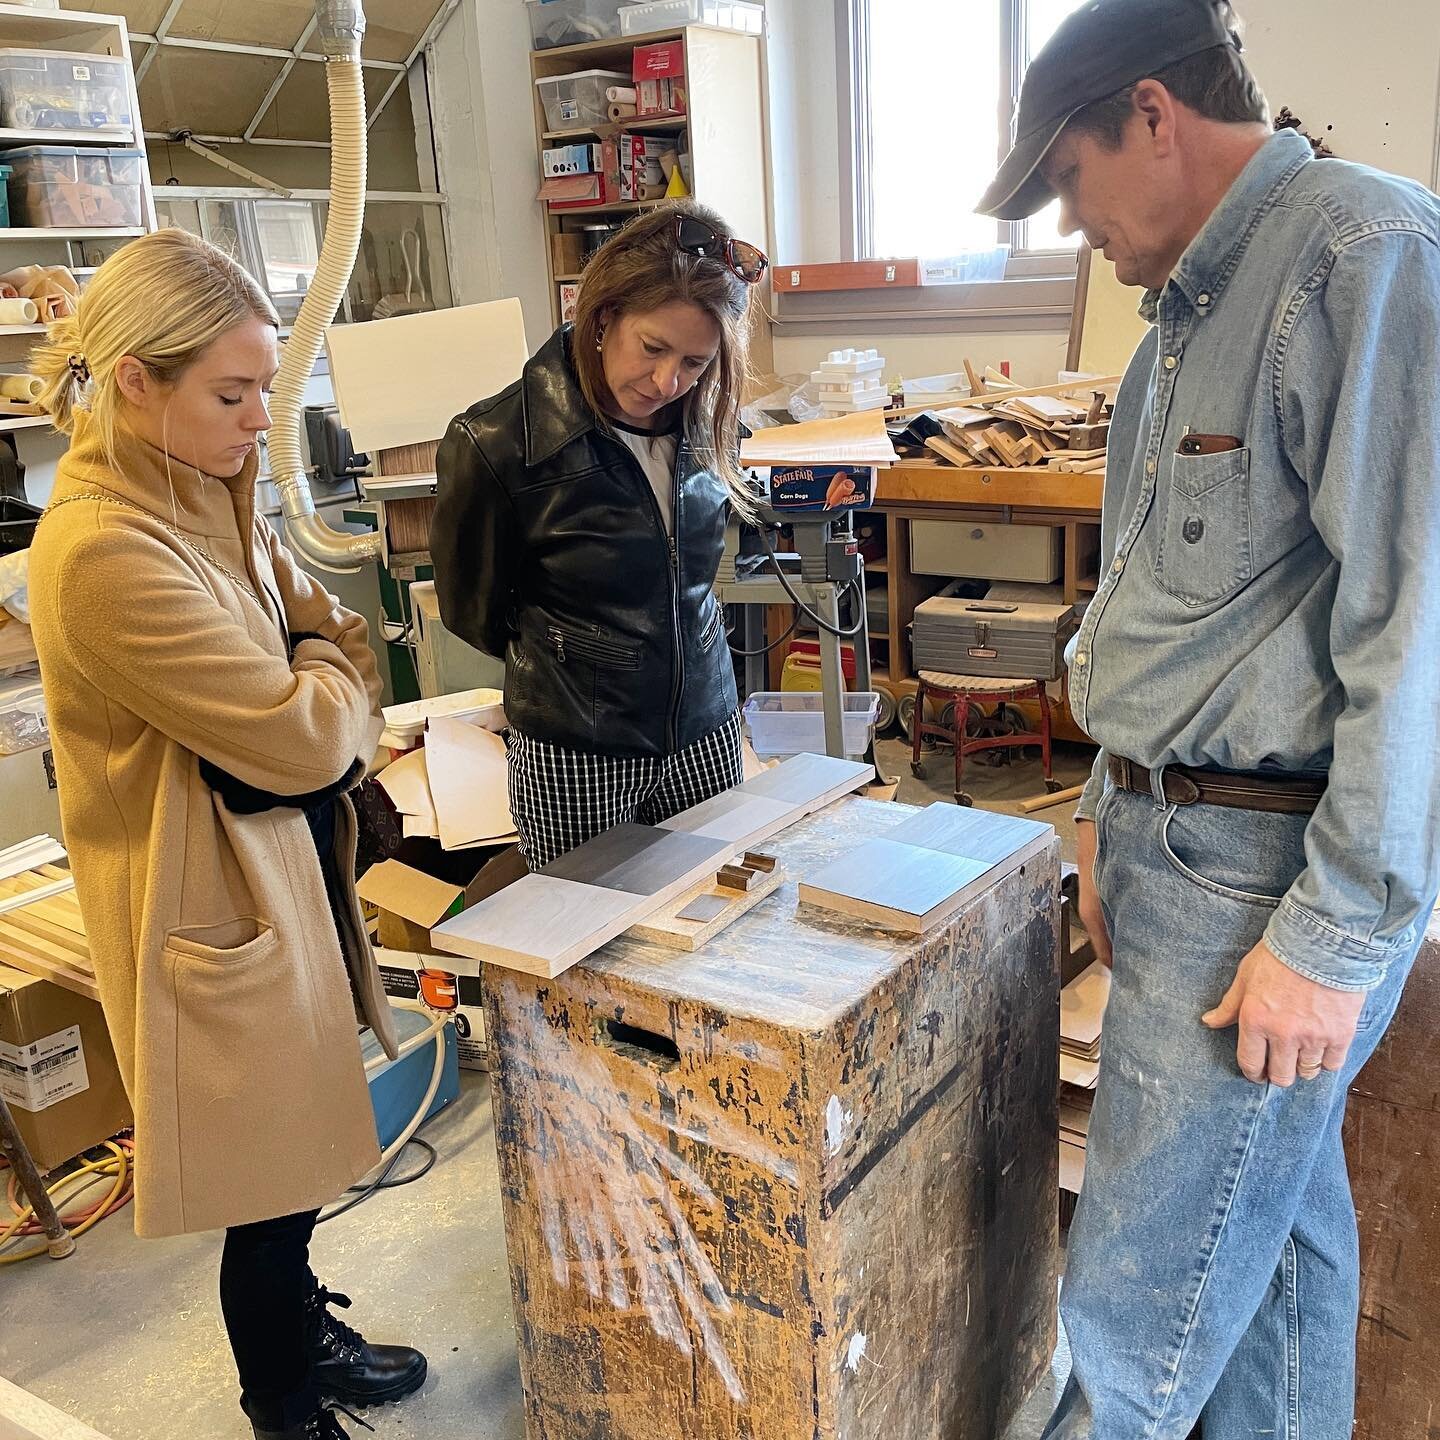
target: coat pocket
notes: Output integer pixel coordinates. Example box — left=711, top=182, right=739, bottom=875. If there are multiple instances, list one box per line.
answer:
left=545, top=623, right=642, bottom=670
left=163, top=916, right=278, bottom=965
left=1153, top=448, right=1253, bottom=608
left=699, top=603, right=724, bottom=653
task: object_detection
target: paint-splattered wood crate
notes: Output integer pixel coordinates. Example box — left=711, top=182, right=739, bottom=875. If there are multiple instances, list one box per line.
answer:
left=485, top=795, right=1060, bottom=1440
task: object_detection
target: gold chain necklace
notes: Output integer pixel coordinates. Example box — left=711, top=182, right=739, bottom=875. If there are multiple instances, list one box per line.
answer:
left=42, top=490, right=267, bottom=611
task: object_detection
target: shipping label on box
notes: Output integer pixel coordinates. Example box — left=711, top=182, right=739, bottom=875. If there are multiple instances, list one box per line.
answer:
left=375, top=949, right=489, bottom=1072
left=0, top=1023, right=89, bottom=1113
left=769, top=465, right=878, bottom=511
left=542, top=142, right=604, bottom=178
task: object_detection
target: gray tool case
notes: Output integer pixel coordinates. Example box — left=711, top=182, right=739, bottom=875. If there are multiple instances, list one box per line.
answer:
left=911, top=595, right=1079, bottom=681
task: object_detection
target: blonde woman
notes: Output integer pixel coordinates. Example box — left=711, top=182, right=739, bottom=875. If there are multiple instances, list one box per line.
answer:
left=432, top=201, right=768, bottom=867
left=26, top=230, right=425, bottom=1440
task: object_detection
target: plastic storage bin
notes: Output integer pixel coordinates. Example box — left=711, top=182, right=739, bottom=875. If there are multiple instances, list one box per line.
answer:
left=743, top=690, right=880, bottom=758
left=0, top=49, right=131, bottom=133
left=1, top=145, right=144, bottom=228
left=0, top=163, right=11, bottom=227
left=528, top=0, right=629, bottom=50
left=0, top=672, right=47, bottom=755
left=535, top=69, right=630, bottom=131
left=619, top=0, right=763, bottom=34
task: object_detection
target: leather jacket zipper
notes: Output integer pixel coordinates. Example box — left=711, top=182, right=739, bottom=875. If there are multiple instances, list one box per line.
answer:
left=546, top=623, right=641, bottom=669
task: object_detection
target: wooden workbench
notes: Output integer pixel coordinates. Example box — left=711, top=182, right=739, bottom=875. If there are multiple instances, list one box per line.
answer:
left=485, top=794, right=1060, bottom=1440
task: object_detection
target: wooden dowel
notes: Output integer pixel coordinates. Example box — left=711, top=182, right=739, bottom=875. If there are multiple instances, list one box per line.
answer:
left=1019, top=783, right=1086, bottom=814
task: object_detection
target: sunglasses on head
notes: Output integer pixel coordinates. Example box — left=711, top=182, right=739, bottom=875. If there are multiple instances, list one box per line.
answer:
left=674, top=214, right=769, bottom=285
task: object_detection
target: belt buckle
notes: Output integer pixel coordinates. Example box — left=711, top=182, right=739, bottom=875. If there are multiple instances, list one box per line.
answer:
left=1164, top=770, right=1201, bottom=805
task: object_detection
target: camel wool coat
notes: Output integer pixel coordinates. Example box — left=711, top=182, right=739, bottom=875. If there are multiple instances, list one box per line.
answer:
left=26, top=415, right=398, bottom=1238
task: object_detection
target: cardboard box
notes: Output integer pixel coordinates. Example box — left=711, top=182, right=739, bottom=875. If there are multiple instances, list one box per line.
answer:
left=619, top=134, right=670, bottom=201
left=636, top=77, right=686, bottom=117
left=542, top=142, right=604, bottom=178
left=356, top=844, right=528, bottom=956
left=0, top=963, right=131, bottom=1172
left=768, top=464, right=877, bottom=511
left=373, top=949, right=489, bottom=1072
left=633, top=39, right=684, bottom=80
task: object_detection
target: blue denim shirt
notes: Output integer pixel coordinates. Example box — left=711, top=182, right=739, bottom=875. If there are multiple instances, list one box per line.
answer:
left=1071, top=128, right=1440, bottom=991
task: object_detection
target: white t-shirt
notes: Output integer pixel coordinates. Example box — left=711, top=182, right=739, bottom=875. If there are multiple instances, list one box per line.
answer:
left=614, top=423, right=680, bottom=536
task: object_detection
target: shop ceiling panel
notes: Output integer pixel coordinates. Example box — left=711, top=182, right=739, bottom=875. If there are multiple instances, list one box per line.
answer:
left=64, top=0, right=174, bottom=35
left=168, top=0, right=314, bottom=52
left=138, top=46, right=286, bottom=136
left=353, top=0, right=437, bottom=64
left=251, top=57, right=396, bottom=142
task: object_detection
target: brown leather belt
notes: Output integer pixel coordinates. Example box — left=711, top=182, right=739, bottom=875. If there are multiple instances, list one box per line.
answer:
left=1108, top=756, right=1325, bottom=815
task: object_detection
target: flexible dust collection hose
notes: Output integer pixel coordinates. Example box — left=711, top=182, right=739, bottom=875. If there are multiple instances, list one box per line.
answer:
left=271, top=0, right=383, bottom=573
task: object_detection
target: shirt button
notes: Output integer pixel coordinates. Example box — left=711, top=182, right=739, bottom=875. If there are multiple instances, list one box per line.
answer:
left=1164, top=355, right=1179, bottom=370
left=1112, top=557, right=1124, bottom=574
left=1198, top=293, right=1212, bottom=306
left=1146, top=459, right=1157, bottom=475
left=1075, top=652, right=1088, bottom=667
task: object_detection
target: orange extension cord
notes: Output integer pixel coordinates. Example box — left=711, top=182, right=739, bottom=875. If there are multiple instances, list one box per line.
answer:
left=0, top=1135, right=135, bottom=1265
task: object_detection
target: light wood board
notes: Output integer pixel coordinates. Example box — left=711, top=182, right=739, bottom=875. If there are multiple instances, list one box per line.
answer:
left=432, top=754, right=874, bottom=978
left=1061, top=958, right=1110, bottom=1051
left=799, top=802, right=1053, bottom=934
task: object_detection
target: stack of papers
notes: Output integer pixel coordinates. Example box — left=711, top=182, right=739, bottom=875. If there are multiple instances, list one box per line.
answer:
left=1058, top=958, right=1109, bottom=1090
left=376, top=716, right=517, bottom=850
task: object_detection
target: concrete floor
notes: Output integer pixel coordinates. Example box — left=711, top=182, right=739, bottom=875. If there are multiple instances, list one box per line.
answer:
left=1, top=735, right=1090, bottom=1440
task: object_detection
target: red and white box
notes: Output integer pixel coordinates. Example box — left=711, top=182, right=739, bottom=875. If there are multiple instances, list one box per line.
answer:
left=633, top=40, right=686, bottom=117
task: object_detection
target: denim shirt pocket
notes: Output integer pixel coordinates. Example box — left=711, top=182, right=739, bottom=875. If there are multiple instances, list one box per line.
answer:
left=1154, top=448, right=1254, bottom=608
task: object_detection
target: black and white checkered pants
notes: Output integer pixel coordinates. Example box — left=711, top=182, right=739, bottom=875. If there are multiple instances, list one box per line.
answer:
left=506, top=711, right=744, bottom=869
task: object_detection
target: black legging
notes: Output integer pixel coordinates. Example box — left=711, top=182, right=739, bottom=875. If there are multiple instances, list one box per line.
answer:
left=219, top=1209, right=321, bottom=1428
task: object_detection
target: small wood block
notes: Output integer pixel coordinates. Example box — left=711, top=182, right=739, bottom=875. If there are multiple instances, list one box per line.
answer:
left=1069, top=422, right=1109, bottom=450
left=741, top=852, right=777, bottom=873
left=716, top=864, right=757, bottom=892
left=624, top=864, right=785, bottom=952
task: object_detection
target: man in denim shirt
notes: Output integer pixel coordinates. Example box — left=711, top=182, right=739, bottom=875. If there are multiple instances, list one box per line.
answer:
left=980, top=1, right=1439, bottom=1434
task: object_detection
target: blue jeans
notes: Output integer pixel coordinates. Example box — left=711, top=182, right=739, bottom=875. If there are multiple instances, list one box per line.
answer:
left=1046, top=785, right=1419, bottom=1439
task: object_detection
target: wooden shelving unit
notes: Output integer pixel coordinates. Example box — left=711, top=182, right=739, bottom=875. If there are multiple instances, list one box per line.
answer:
left=0, top=4, right=159, bottom=442
left=530, top=24, right=770, bottom=327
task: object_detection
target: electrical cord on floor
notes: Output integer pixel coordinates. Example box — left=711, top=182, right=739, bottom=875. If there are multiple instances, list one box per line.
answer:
left=317, top=1131, right=439, bottom=1226
left=756, top=525, right=868, bottom=639
left=0, top=1135, right=135, bottom=1265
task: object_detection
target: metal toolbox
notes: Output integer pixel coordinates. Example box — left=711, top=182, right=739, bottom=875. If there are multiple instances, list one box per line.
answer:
left=910, top=519, right=1063, bottom=583
left=911, top=595, right=1078, bottom=681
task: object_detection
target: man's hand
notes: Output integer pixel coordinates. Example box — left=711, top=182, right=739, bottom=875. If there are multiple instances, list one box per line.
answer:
left=1075, top=819, right=1112, bottom=967
left=1202, top=941, right=1366, bottom=1086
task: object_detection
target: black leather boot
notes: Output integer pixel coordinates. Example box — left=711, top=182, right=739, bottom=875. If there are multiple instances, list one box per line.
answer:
left=305, top=1283, right=428, bottom=1409
left=244, top=1399, right=372, bottom=1439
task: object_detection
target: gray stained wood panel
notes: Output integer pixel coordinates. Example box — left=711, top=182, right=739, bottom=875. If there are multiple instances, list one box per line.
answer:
left=541, top=824, right=731, bottom=894
left=657, top=790, right=795, bottom=844
left=800, top=803, right=1055, bottom=934
left=739, top=753, right=871, bottom=807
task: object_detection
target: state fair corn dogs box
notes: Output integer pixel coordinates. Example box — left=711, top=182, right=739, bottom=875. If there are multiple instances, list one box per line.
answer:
left=767, top=464, right=878, bottom=512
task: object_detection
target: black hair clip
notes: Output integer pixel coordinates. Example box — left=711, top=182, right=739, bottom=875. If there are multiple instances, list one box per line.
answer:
left=67, top=353, right=91, bottom=384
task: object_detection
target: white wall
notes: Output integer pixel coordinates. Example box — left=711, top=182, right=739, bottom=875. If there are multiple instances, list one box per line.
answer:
left=1240, top=0, right=1440, bottom=186
left=428, top=0, right=553, bottom=350
left=771, top=327, right=1069, bottom=387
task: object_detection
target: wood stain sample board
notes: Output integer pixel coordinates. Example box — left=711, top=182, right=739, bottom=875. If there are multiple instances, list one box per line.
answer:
left=432, top=754, right=873, bottom=978
left=486, top=794, right=1059, bottom=1440
left=799, top=803, right=1054, bottom=933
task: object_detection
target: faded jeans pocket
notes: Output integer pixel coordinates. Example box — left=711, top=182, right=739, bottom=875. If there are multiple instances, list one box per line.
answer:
left=1154, top=448, right=1253, bottom=607
left=1157, top=803, right=1303, bottom=908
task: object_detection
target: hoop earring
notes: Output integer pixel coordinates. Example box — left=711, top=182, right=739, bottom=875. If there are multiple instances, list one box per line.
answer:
left=595, top=326, right=605, bottom=353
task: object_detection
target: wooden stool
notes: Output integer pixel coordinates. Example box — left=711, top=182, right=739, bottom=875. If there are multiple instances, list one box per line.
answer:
left=910, top=670, right=1060, bottom=806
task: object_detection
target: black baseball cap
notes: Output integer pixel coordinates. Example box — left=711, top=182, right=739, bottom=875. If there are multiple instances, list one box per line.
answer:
left=979, top=0, right=1243, bottom=220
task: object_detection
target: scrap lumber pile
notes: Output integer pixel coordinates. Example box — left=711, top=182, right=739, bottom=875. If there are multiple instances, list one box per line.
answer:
left=0, top=836, right=96, bottom=1002
left=1058, top=957, right=1109, bottom=1192
left=924, top=379, right=1114, bottom=473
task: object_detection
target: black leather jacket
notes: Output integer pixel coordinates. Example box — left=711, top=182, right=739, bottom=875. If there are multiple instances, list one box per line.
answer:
left=430, top=326, right=738, bottom=758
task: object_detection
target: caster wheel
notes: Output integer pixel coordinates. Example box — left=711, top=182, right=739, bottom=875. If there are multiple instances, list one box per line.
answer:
left=911, top=761, right=925, bottom=779
left=1045, top=778, right=1064, bottom=794
left=897, top=693, right=917, bottom=741
left=955, top=792, right=974, bottom=807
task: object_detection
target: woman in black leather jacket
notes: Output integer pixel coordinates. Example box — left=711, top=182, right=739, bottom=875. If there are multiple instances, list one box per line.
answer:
left=431, top=202, right=769, bottom=867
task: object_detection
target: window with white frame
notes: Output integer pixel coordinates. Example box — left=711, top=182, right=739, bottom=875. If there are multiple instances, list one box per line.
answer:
left=850, top=0, right=1089, bottom=266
